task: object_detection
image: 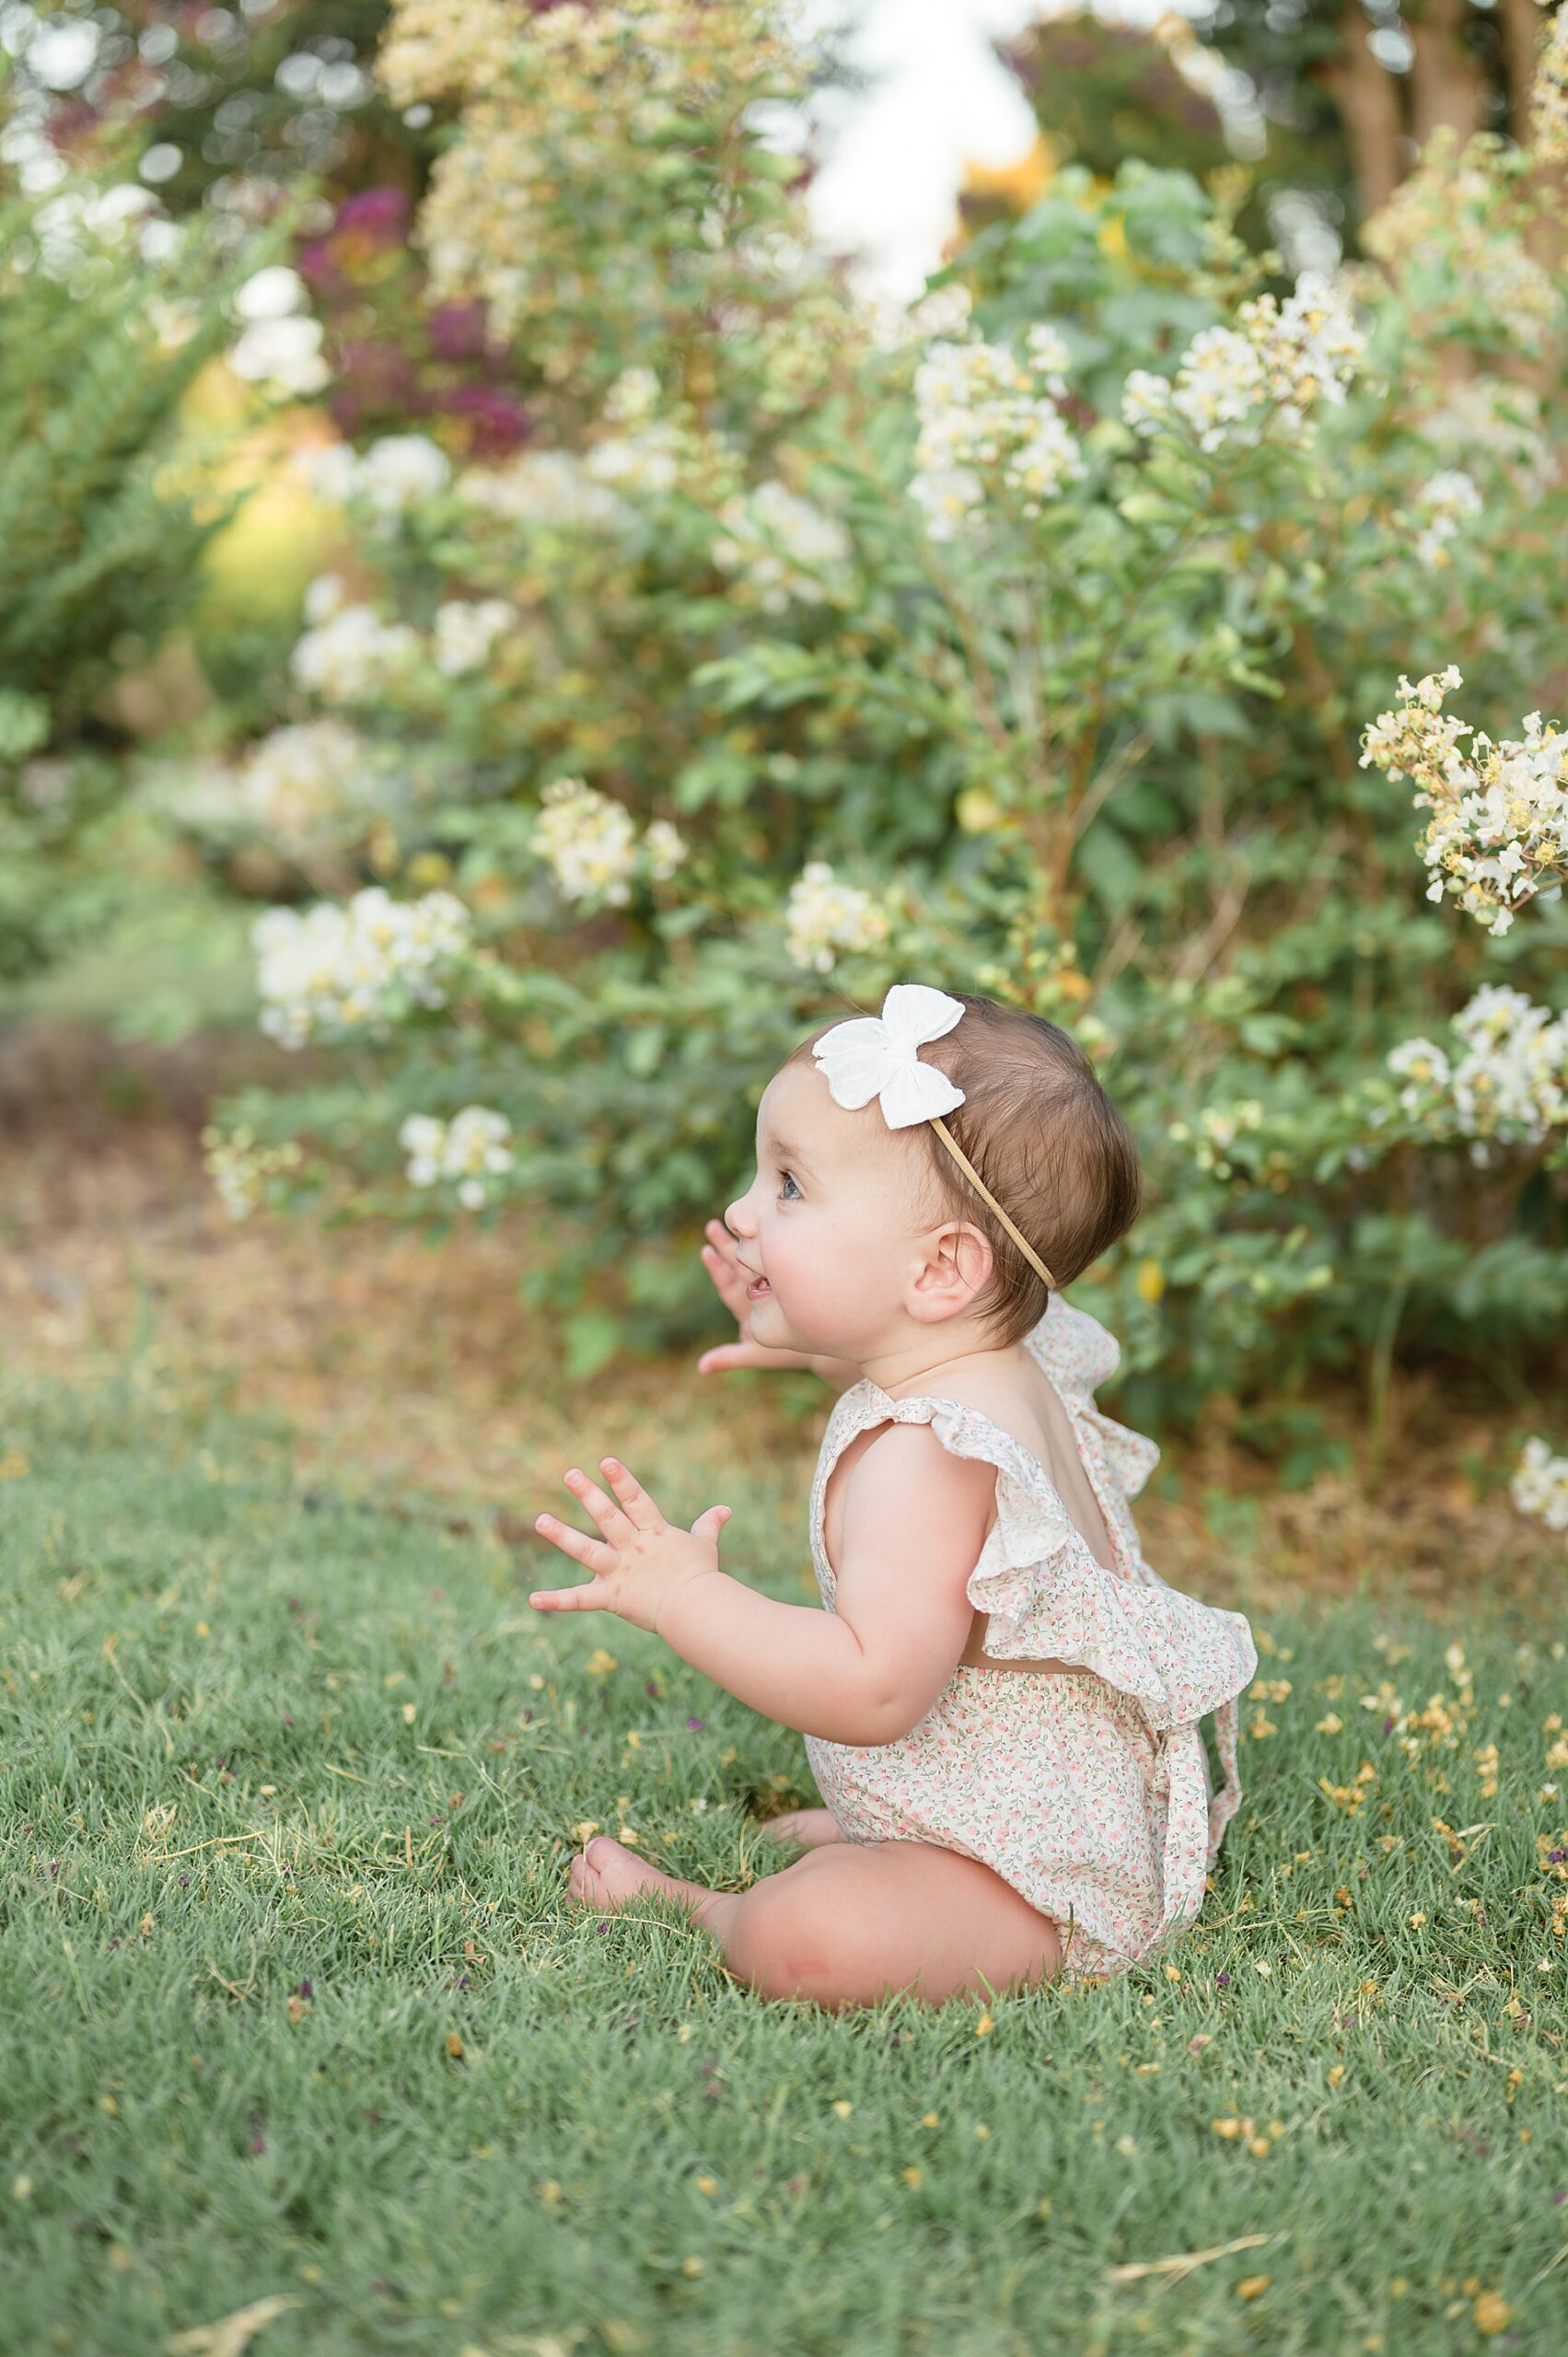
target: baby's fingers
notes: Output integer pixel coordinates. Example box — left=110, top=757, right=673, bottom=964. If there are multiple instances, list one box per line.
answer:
left=533, top=1506, right=616, bottom=1575
left=598, top=1457, right=665, bottom=1533
left=528, top=1575, right=614, bottom=1614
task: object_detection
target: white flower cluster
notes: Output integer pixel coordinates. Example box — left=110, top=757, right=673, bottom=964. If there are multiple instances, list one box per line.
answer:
left=1361, top=668, right=1568, bottom=935
left=227, top=264, right=330, bottom=398
left=584, top=367, right=686, bottom=494
left=1416, top=377, right=1552, bottom=501
left=254, top=887, right=472, bottom=1049
left=432, top=598, right=516, bottom=677
left=909, top=324, right=1084, bottom=540
left=290, top=591, right=422, bottom=704
left=302, top=432, right=452, bottom=514
left=200, top=1125, right=302, bottom=1224
left=529, top=779, right=688, bottom=908
left=457, top=449, right=631, bottom=532
left=240, top=718, right=376, bottom=854
left=1412, top=469, right=1482, bottom=570
left=784, top=862, right=891, bottom=974
left=712, top=481, right=852, bottom=611
left=1387, top=984, right=1568, bottom=1146
left=1123, top=271, right=1365, bottom=455
left=1513, top=1437, right=1568, bottom=1538
left=400, top=1106, right=514, bottom=1210
left=1167, top=1098, right=1265, bottom=1178
left=1533, top=1, right=1568, bottom=168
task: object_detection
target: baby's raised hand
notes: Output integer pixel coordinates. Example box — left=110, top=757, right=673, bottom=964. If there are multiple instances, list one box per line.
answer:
left=529, top=1457, right=732, bottom=1636
left=697, top=1217, right=856, bottom=1387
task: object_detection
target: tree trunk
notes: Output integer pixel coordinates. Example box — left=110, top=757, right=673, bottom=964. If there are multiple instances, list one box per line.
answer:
left=1322, top=6, right=1405, bottom=224
left=1496, top=0, right=1544, bottom=143
left=1407, top=0, right=1485, bottom=145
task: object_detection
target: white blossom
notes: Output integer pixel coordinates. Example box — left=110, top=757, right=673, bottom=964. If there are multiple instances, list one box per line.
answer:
left=1412, top=469, right=1482, bottom=570
left=457, top=449, right=630, bottom=531
left=909, top=329, right=1085, bottom=539
left=1387, top=983, right=1568, bottom=1145
left=584, top=431, right=681, bottom=494
left=1513, top=1437, right=1568, bottom=1536
left=1125, top=271, right=1365, bottom=455
left=201, top=1125, right=301, bottom=1223
left=712, top=481, right=851, bottom=611
left=228, top=313, right=330, bottom=397
left=303, top=573, right=347, bottom=625
left=530, top=778, right=641, bottom=907
left=254, top=887, right=471, bottom=1049
left=240, top=719, right=375, bottom=853
left=1386, top=1037, right=1451, bottom=1114
left=290, top=604, right=422, bottom=703
left=356, top=433, right=452, bottom=511
left=299, top=433, right=451, bottom=513
left=432, top=598, right=516, bottom=677
left=1361, top=668, right=1568, bottom=935
left=784, top=861, right=891, bottom=973
left=400, top=1106, right=514, bottom=1209
left=1417, top=377, right=1552, bottom=499
left=643, top=819, right=689, bottom=881
left=1533, top=3, right=1568, bottom=168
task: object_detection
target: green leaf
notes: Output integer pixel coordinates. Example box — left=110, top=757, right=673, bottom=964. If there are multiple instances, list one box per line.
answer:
left=563, top=1309, right=623, bottom=1384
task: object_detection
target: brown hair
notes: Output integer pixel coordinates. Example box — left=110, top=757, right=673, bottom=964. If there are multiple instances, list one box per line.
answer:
left=791, top=992, right=1141, bottom=1347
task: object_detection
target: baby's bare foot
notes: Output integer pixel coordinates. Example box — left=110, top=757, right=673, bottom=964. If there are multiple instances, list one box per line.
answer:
left=762, top=1808, right=843, bottom=1849
left=569, top=1835, right=738, bottom=1942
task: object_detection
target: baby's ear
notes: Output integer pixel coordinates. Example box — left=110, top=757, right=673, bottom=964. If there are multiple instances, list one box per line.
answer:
left=912, top=1220, right=993, bottom=1313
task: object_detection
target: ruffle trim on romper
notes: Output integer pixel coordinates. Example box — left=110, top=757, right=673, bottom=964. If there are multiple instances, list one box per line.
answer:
left=855, top=1297, right=1258, bottom=1971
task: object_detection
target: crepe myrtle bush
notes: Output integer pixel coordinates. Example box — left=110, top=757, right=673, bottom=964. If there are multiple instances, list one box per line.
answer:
left=202, top=0, right=1568, bottom=1424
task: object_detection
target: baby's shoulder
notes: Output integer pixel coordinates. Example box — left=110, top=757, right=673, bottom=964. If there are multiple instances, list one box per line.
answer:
left=831, top=1415, right=998, bottom=1563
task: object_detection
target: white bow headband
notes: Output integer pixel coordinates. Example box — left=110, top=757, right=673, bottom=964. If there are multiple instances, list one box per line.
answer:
left=812, top=983, right=1059, bottom=1293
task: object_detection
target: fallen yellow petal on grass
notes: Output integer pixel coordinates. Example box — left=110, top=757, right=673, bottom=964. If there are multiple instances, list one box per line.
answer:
left=167, top=2296, right=302, bottom=2357
left=1236, top=2275, right=1271, bottom=2301
left=973, top=2010, right=994, bottom=2036
left=1472, top=2291, right=1512, bottom=2335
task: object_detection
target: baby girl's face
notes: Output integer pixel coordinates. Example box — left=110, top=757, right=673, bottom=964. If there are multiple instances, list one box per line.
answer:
left=723, top=1058, right=937, bottom=1363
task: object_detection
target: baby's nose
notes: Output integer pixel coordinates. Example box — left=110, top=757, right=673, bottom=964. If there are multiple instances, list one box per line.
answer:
left=724, top=1192, right=754, bottom=1237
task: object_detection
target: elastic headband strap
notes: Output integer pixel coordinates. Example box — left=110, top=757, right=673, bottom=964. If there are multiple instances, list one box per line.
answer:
left=928, top=1113, right=1058, bottom=1294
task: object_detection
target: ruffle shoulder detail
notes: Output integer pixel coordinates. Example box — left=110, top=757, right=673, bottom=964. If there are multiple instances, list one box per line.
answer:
left=922, top=1398, right=1258, bottom=1739
left=1023, top=1296, right=1160, bottom=1504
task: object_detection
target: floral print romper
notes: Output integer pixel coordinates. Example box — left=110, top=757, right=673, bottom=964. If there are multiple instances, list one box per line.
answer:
left=803, top=1295, right=1258, bottom=1982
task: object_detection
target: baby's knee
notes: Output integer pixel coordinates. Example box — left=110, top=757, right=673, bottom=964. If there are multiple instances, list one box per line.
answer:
left=725, top=1852, right=884, bottom=2008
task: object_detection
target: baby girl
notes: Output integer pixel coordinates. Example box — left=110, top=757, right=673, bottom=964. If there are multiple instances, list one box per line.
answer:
left=529, top=984, right=1258, bottom=2010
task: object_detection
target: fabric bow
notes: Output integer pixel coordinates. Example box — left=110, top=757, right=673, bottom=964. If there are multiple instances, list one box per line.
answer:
left=812, top=984, right=968, bottom=1130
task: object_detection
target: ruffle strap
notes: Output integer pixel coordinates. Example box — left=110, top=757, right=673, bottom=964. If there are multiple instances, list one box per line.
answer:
left=1023, top=1296, right=1161, bottom=1504
left=930, top=1398, right=1256, bottom=1968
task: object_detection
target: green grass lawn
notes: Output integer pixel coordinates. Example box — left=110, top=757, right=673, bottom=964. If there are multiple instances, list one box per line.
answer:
left=3, top=1365, right=1566, bottom=2356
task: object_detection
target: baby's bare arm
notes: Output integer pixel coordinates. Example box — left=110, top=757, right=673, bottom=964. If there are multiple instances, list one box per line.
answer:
left=658, top=1424, right=993, bottom=1745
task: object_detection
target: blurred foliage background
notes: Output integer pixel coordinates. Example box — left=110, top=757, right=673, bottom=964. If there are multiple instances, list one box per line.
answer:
left=1, top=0, right=1564, bottom=1547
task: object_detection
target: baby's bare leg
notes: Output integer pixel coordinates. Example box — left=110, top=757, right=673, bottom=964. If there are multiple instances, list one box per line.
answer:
left=570, top=1835, right=1061, bottom=2010
left=762, top=1808, right=842, bottom=1848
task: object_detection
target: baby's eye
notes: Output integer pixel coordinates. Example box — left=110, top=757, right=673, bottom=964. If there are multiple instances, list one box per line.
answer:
left=777, top=1169, right=802, bottom=1202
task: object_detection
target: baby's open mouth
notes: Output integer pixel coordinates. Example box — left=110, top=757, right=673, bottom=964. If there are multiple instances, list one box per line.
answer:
left=745, top=1275, right=772, bottom=1299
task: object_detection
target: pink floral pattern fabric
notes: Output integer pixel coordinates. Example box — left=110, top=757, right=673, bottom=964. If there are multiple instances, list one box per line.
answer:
left=802, top=1295, right=1258, bottom=1981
